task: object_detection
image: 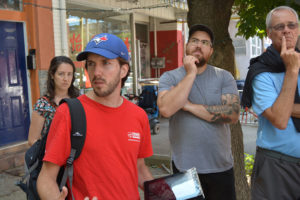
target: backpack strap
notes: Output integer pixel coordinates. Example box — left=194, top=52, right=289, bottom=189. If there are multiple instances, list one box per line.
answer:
left=59, top=98, right=86, bottom=200
left=60, top=98, right=86, bottom=159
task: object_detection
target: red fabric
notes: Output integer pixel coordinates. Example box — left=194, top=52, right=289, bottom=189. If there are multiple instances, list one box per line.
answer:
left=44, top=95, right=153, bottom=200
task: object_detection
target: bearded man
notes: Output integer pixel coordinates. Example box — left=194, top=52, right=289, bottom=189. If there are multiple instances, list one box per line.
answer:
left=37, top=33, right=153, bottom=200
left=158, top=24, right=240, bottom=200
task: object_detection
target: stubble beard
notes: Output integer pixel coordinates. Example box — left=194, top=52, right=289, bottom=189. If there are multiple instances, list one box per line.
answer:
left=92, top=75, right=121, bottom=97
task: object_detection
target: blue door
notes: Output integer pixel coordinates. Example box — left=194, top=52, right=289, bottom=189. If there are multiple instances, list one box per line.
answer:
left=0, top=21, right=30, bottom=146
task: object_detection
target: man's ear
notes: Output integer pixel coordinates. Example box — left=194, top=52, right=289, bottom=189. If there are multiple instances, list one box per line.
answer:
left=209, top=47, right=214, bottom=57
left=266, top=29, right=271, bottom=38
left=120, top=64, right=129, bottom=78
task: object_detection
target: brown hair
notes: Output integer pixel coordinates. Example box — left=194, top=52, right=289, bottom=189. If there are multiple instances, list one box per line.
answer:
left=46, top=56, right=79, bottom=103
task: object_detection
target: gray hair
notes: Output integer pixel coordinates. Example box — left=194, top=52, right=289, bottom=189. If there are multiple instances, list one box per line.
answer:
left=266, top=6, right=299, bottom=30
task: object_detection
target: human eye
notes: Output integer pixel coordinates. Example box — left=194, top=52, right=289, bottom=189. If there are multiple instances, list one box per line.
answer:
left=201, top=40, right=210, bottom=46
left=287, top=22, right=298, bottom=29
left=190, top=38, right=198, bottom=44
left=103, top=60, right=110, bottom=65
left=273, top=23, right=284, bottom=31
left=87, top=61, right=95, bottom=67
left=57, top=72, right=64, bottom=76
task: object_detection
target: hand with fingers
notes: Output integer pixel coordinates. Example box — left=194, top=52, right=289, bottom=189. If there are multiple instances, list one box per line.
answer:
left=56, top=187, right=98, bottom=200
left=280, top=36, right=300, bottom=73
left=56, top=186, right=68, bottom=200
left=183, top=55, right=198, bottom=75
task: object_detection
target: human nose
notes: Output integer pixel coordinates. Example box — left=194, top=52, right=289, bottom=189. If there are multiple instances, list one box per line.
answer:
left=63, top=74, right=68, bottom=80
left=93, top=64, right=104, bottom=76
left=282, top=24, right=294, bottom=32
left=283, top=25, right=290, bottom=32
left=194, top=40, right=202, bottom=47
left=191, top=41, right=202, bottom=48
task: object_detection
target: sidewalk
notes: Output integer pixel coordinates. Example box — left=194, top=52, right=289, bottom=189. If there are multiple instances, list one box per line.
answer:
left=0, top=166, right=26, bottom=200
left=0, top=165, right=170, bottom=200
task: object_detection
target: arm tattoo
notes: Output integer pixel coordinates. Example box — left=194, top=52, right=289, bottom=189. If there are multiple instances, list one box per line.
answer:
left=204, top=94, right=240, bottom=123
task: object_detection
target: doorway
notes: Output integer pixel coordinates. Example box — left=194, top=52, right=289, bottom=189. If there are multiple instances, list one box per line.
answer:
left=0, top=21, right=30, bottom=146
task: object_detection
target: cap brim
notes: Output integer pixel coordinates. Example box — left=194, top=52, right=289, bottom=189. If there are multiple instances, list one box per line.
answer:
left=76, top=48, right=119, bottom=61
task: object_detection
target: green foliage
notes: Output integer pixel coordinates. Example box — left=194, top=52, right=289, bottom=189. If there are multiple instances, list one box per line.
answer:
left=244, top=153, right=254, bottom=176
left=233, top=0, right=300, bottom=39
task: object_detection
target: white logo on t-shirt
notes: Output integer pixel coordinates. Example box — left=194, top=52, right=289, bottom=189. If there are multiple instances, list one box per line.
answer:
left=128, top=132, right=141, bottom=142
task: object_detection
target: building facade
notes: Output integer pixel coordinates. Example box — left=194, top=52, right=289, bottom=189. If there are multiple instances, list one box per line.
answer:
left=1, top=0, right=264, bottom=172
left=0, top=0, right=57, bottom=171
left=0, top=0, right=188, bottom=171
left=60, top=0, right=188, bottom=95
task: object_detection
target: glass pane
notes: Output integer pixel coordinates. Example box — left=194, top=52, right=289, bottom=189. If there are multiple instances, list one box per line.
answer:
left=68, top=16, right=83, bottom=61
left=252, top=46, right=256, bottom=56
left=0, top=0, right=22, bottom=11
left=257, top=48, right=261, bottom=55
left=257, top=39, right=261, bottom=47
left=67, top=12, right=131, bottom=92
left=251, top=37, right=256, bottom=45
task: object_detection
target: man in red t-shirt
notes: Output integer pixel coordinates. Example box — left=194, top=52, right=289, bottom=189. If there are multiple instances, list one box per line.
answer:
left=37, top=33, right=153, bottom=200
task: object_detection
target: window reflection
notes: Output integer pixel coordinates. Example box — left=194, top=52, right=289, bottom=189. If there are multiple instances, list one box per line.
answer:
left=67, top=12, right=132, bottom=94
left=0, top=0, right=22, bottom=11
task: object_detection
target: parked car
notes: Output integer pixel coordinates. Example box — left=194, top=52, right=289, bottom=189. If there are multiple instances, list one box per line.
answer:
left=236, top=80, right=245, bottom=103
left=236, top=79, right=245, bottom=90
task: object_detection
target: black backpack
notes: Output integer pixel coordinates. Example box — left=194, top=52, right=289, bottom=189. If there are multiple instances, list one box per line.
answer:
left=16, top=98, right=86, bottom=200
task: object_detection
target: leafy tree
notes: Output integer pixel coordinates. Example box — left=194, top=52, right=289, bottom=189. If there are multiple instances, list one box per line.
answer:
left=234, top=0, right=300, bottom=39
left=187, top=0, right=250, bottom=199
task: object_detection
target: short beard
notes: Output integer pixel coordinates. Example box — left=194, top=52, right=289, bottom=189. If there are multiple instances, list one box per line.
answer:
left=196, top=58, right=206, bottom=67
left=93, top=75, right=121, bottom=97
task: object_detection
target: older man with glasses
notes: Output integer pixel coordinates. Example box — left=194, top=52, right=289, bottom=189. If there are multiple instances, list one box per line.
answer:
left=157, top=24, right=240, bottom=200
left=242, top=6, right=300, bottom=200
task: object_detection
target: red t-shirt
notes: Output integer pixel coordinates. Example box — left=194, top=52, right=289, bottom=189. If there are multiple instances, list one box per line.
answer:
left=44, top=95, right=153, bottom=200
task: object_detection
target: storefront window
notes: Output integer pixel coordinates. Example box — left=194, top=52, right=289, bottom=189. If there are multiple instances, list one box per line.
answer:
left=0, top=0, right=22, bottom=11
left=67, top=12, right=132, bottom=94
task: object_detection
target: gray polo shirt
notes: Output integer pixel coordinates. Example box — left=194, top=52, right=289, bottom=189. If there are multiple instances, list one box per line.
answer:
left=158, top=65, right=238, bottom=173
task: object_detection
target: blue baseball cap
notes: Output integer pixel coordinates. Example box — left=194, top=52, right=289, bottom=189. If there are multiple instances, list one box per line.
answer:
left=76, top=33, right=129, bottom=61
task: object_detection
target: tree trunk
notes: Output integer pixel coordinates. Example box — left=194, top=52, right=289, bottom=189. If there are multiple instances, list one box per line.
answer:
left=187, top=0, right=250, bottom=199
left=231, top=121, right=251, bottom=200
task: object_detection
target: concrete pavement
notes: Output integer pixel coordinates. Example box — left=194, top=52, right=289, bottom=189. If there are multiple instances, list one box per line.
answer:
left=0, top=166, right=26, bottom=200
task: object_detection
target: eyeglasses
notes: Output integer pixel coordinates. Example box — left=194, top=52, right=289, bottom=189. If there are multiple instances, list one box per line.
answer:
left=271, top=22, right=299, bottom=31
left=189, top=38, right=212, bottom=47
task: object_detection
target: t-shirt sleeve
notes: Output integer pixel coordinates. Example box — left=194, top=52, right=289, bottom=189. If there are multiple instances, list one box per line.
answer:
left=221, top=70, right=239, bottom=95
left=158, top=72, right=175, bottom=93
left=43, top=103, right=72, bottom=166
left=33, top=97, right=54, bottom=118
left=138, top=112, right=153, bottom=158
left=252, top=72, right=277, bottom=116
